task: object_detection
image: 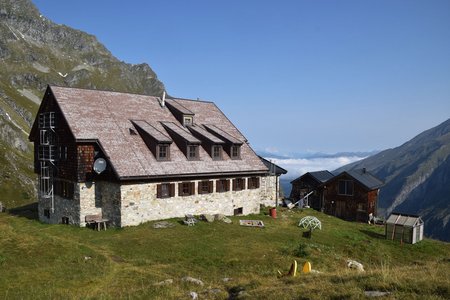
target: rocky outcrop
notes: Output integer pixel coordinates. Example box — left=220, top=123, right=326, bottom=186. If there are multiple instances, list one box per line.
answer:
left=0, top=0, right=166, bottom=208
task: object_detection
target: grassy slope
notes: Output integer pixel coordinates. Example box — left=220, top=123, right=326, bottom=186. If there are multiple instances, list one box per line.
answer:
left=0, top=208, right=449, bottom=299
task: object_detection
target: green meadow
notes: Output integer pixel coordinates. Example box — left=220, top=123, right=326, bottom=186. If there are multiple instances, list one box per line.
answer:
left=1, top=207, right=449, bottom=299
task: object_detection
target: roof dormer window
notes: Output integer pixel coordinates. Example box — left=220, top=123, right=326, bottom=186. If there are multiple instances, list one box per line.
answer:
left=231, top=145, right=241, bottom=159
left=183, top=116, right=193, bottom=127
left=212, top=145, right=223, bottom=160
left=203, top=124, right=243, bottom=160
left=157, top=144, right=170, bottom=161
left=188, top=145, right=199, bottom=160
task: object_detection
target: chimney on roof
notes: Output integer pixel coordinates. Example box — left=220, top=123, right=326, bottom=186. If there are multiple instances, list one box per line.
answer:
left=160, top=91, right=166, bottom=107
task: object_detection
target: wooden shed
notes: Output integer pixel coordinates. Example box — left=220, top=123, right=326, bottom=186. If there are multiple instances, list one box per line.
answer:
left=385, top=213, right=424, bottom=244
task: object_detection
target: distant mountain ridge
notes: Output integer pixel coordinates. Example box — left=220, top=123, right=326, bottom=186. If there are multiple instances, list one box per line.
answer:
left=336, top=118, right=450, bottom=242
left=0, top=0, right=165, bottom=206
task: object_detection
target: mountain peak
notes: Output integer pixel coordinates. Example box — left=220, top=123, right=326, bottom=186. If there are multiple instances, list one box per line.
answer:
left=0, top=0, right=166, bottom=206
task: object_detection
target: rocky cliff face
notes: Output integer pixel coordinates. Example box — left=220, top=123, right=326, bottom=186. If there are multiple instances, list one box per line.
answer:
left=336, top=119, right=450, bottom=242
left=0, top=0, right=165, bottom=206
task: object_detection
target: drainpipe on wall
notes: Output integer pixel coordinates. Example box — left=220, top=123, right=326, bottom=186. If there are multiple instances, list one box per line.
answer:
left=275, top=175, right=279, bottom=207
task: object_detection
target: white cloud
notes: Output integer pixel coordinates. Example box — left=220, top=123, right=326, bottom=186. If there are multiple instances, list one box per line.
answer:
left=266, top=156, right=365, bottom=179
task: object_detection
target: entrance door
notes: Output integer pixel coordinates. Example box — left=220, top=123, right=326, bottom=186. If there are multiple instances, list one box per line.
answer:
left=335, top=201, right=346, bottom=218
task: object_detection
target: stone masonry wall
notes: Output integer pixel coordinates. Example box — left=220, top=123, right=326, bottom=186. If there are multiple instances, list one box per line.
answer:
left=260, top=175, right=279, bottom=207
left=39, top=175, right=278, bottom=228
left=78, top=181, right=121, bottom=226
left=38, top=182, right=80, bottom=225
left=120, top=178, right=265, bottom=227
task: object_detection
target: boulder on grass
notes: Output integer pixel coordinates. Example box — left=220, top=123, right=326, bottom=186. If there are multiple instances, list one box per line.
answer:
left=182, top=276, right=204, bottom=286
left=347, top=259, right=365, bottom=272
left=202, top=214, right=215, bottom=223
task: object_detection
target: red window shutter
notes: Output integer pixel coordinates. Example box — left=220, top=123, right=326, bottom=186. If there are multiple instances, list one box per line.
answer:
left=157, top=184, right=162, bottom=198
left=232, top=179, right=236, bottom=190
left=209, top=181, right=213, bottom=193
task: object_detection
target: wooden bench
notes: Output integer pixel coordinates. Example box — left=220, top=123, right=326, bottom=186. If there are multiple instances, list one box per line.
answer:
left=85, top=214, right=109, bottom=231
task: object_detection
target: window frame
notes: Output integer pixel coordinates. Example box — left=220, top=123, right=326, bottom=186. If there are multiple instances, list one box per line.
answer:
left=157, top=144, right=170, bottom=161
left=157, top=183, right=175, bottom=198
left=248, top=177, right=260, bottom=189
left=59, top=145, right=68, bottom=161
left=198, top=180, right=213, bottom=194
left=338, top=180, right=354, bottom=196
left=230, top=145, right=241, bottom=159
left=232, top=178, right=246, bottom=191
left=212, top=145, right=223, bottom=160
left=183, top=116, right=193, bottom=127
left=178, top=181, right=195, bottom=197
left=187, top=145, right=199, bottom=160
left=216, top=179, right=230, bottom=193
left=55, top=180, right=74, bottom=199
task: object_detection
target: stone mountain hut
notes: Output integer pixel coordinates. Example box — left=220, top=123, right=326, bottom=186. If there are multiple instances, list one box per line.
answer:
left=29, top=85, right=284, bottom=227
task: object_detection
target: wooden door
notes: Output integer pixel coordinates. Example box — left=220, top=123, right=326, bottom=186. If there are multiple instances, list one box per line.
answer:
left=336, top=201, right=346, bottom=218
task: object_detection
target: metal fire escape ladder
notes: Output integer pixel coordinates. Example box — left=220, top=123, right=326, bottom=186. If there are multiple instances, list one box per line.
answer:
left=38, top=112, right=57, bottom=213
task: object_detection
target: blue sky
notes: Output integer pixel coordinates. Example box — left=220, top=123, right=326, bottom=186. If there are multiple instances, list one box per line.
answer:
left=33, top=0, right=450, bottom=155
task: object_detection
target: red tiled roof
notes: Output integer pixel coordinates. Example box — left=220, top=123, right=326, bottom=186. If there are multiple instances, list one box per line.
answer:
left=49, top=86, right=268, bottom=179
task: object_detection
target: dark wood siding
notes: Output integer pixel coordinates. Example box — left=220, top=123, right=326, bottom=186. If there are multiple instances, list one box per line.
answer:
left=324, top=174, right=374, bottom=222
left=77, top=144, right=95, bottom=182
left=290, top=174, right=324, bottom=211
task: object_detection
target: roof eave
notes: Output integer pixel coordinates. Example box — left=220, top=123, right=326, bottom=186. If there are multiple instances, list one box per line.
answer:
left=117, top=169, right=268, bottom=181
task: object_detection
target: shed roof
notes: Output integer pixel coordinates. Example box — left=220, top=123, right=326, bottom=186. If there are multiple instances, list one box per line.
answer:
left=32, top=86, right=268, bottom=179
left=161, top=122, right=201, bottom=144
left=188, top=125, right=226, bottom=144
left=132, top=120, right=173, bottom=143
left=204, top=124, right=243, bottom=145
left=386, top=213, right=423, bottom=227
left=165, top=98, right=195, bottom=115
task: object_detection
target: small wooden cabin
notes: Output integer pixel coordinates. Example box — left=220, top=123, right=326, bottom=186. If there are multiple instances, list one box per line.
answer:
left=323, top=169, right=383, bottom=222
left=290, top=171, right=334, bottom=210
left=385, top=213, right=424, bottom=244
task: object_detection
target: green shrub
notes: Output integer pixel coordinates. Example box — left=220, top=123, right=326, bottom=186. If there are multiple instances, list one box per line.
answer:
left=293, top=242, right=310, bottom=258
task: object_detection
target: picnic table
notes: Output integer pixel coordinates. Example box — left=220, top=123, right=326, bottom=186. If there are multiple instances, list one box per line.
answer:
left=85, top=214, right=109, bottom=231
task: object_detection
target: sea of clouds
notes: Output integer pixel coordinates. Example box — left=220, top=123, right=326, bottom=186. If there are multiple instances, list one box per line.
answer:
left=266, top=155, right=366, bottom=179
